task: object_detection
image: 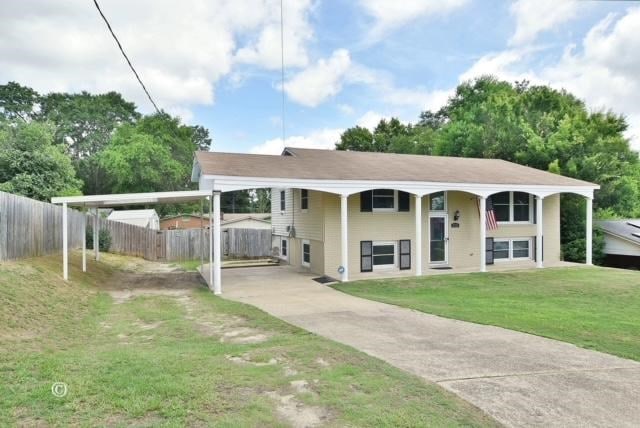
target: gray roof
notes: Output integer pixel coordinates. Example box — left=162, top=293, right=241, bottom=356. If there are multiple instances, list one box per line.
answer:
left=596, top=220, right=640, bottom=246
left=195, top=147, right=596, bottom=187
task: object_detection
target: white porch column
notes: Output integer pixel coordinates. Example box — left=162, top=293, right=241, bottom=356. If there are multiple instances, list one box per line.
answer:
left=209, top=195, right=214, bottom=290
left=586, top=196, right=593, bottom=265
left=82, top=207, right=86, bottom=272
left=536, top=196, right=544, bottom=268
left=213, top=192, right=222, bottom=294
left=94, top=208, right=100, bottom=261
left=415, top=195, right=422, bottom=276
left=62, top=202, right=68, bottom=280
left=479, top=196, right=487, bottom=272
left=340, top=194, right=349, bottom=282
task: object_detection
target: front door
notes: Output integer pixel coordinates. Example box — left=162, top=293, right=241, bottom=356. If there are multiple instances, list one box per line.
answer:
left=429, top=214, right=448, bottom=264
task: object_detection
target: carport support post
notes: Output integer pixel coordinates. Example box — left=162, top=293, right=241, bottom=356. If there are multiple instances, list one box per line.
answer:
left=586, top=196, right=593, bottom=265
left=479, top=196, right=487, bottom=272
left=82, top=205, right=86, bottom=272
left=536, top=196, right=544, bottom=268
left=94, top=208, right=99, bottom=261
left=209, top=196, right=213, bottom=290
left=63, top=202, right=68, bottom=280
left=213, top=191, right=222, bottom=294
left=415, top=195, right=422, bottom=276
left=340, top=194, right=349, bottom=282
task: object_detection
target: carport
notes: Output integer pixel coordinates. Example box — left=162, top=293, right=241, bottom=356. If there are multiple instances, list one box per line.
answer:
left=51, top=190, right=224, bottom=295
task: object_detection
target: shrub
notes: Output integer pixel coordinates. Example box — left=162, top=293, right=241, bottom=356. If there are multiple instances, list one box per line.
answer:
left=85, top=226, right=111, bottom=252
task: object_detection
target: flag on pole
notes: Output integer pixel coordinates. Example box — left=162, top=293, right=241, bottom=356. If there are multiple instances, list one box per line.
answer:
left=477, top=197, right=498, bottom=230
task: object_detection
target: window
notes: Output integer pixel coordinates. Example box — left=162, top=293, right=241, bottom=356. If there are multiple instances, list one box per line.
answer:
left=491, top=192, right=532, bottom=223
left=301, top=189, right=309, bottom=210
left=430, top=191, right=446, bottom=211
left=281, top=238, right=287, bottom=257
left=280, top=190, right=285, bottom=212
left=361, top=190, right=410, bottom=212
left=492, top=192, right=510, bottom=222
left=302, top=240, right=310, bottom=267
left=493, top=238, right=531, bottom=261
left=372, top=241, right=396, bottom=269
left=372, top=189, right=395, bottom=210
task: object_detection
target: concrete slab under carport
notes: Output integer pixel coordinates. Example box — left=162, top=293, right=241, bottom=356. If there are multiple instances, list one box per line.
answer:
left=220, top=265, right=640, bottom=427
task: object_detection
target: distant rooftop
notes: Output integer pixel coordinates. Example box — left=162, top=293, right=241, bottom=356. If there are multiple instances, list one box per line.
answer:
left=597, top=220, right=640, bottom=246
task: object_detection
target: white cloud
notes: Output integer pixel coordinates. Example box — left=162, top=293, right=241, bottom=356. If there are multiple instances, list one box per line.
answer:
left=356, top=111, right=384, bottom=130
left=360, top=0, right=469, bottom=41
left=249, top=128, right=342, bottom=154
left=235, top=0, right=314, bottom=69
left=337, top=103, right=355, bottom=115
left=0, top=0, right=315, bottom=122
left=461, top=7, right=640, bottom=150
left=283, top=49, right=351, bottom=107
left=509, top=0, right=579, bottom=46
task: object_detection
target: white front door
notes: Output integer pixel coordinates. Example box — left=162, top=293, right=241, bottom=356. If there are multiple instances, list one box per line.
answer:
left=429, top=214, right=449, bottom=264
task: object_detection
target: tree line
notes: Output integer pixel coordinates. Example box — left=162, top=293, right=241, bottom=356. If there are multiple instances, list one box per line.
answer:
left=0, top=81, right=266, bottom=214
left=336, top=76, right=640, bottom=263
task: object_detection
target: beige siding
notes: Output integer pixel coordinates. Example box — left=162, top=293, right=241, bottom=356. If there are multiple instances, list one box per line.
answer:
left=324, top=192, right=417, bottom=280
left=287, top=237, right=324, bottom=275
left=324, top=191, right=562, bottom=278
left=271, top=188, right=323, bottom=241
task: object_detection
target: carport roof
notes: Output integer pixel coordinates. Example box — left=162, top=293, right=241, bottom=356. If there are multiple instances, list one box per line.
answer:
left=51, top=190, right=212, bottom=207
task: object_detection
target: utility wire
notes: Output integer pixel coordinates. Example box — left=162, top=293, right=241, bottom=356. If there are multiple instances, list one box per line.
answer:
left=280, top=0, right=286, bottom=142
left=92, top=0, right=161, bottom=114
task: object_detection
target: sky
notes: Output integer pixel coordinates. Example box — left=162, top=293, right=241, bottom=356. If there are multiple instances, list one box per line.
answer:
left=1, top=0, right=639, bottom=153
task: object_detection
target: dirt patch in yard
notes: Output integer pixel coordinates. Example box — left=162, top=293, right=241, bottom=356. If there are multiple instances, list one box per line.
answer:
left=265, top=390, right=330, bottom=427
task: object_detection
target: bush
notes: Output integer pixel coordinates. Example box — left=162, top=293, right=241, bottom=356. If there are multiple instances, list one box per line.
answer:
left=85, top=226, right=111, bottom=252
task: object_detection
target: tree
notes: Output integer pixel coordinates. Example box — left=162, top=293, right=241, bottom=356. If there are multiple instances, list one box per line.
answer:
left=222, top=191, right=252, bottom=213
left=38, top=91, right=140, bottom=194
left=252, top=189, right=271, bottom=213
left=99, top=124, right=183, bottom=194
left=0, top=120, right=82, bottom=200
left=0, top=81, right=40, bottom=122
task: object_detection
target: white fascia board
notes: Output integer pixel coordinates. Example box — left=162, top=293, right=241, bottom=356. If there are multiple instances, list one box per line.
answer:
left=200, top=174, right=598, bottom=198
left=51, top=190, right=212, bottom=207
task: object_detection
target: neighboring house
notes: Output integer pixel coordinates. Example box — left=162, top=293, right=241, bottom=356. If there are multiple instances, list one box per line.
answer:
left=160, top=213, right=271, bottom=230
left=192, top=148, right=598, bottom=282
left=596, top=220, right=640, bottom=269
left=107, top=209, right=160, bottom=230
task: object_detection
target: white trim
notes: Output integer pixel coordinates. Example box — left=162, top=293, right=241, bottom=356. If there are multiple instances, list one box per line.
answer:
left=302, top=239, right=311, bottom=267
left=372, top=240, right=397, bottom=271
left=429, top=213, right=449, bottom=265
left=52, top=190, right=212, bottom=207
left=340, top=195, right=349, bottom=281
left=199, top=174, right=598, bottom=199
left=493, top=237, right=533, bottom=262
left=586, top=196, right=593, bottom=265
left=415, top=195, right=422, bottom=276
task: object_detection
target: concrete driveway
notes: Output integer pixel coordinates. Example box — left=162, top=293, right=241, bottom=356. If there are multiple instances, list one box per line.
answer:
left=221, top=266, right=640, bottom=427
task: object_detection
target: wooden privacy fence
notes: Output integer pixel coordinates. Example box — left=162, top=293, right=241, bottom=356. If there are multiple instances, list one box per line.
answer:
left=163, top=228, right=272, bottom=261
left=1, top=191, right=272, bottom=262
left=0, top=191, right=86, bottom=261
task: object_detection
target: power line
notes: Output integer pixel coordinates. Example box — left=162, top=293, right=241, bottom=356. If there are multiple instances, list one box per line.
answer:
left=280, top=0, right=286, bottom=143
left=92, top=0, right=161, bottom=114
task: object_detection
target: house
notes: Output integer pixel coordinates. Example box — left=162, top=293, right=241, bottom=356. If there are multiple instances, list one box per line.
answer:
left=160, top=213, right=271, bottom=230
left=596, top=220, right=640, bottom=269
left=191, top=147, right=598, bottom=288
left=107, top=209, right=160, bottom=230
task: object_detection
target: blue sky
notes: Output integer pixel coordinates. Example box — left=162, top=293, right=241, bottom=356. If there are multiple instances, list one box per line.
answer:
left=1, top=0, right=639, bottom=152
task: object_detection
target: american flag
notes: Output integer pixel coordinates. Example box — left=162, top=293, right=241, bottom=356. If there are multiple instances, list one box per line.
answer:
left=477, top=197, right=498, bottom=230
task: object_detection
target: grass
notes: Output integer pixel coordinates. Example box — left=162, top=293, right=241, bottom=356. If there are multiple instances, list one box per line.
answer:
left=173, top=259, right=200, bottom=272
left=0, top=253, right=497, bottom=427
left=332, top=267, right=640, bottom=361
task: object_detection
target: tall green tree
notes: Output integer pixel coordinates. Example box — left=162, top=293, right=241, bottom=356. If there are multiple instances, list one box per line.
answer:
left=0, top=120, right=82, bottom=200
left=38, top=91, right=140, bottom=194
left=0, top=82, right=39, bottom=122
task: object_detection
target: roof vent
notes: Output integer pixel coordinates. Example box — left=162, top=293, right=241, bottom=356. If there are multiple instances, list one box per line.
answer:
left=627, top=221, right=640, bottom=229
left=633, top=233, right=640, bottom=239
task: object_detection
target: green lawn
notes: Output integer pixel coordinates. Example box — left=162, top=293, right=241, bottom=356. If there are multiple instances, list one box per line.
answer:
left=0, top=254, right=496, bottom=427
left=333, top=267, right=640, bottom=361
